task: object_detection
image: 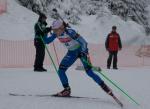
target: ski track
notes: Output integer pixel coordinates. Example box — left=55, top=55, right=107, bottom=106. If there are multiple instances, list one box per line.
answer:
left=0, top=67, right=150, bottom=109
left=5, top=94, right=121, bottom=109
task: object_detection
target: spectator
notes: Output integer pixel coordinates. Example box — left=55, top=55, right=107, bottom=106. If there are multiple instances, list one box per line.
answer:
left=105, top=26, right=122, bottom=69
left=34, top=13, right=51, bottom=72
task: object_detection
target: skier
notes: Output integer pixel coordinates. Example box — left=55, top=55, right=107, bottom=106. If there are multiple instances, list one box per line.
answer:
left=34, top=12, right=51, bottom=72
left=105, top=26, right=122, bottom=69
left=44, top=20, right=115, bottom=97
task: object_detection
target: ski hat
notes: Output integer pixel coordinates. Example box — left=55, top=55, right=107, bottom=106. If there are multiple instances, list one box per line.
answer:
left=52, top=20, right=63, bottom=29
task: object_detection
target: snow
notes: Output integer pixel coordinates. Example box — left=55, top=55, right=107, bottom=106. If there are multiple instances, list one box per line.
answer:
left=0, top=0, right=150, bottom=109
left=0, top=0, right=37, bottom=40
left=0, top=0, right=146, bottom=45
left=74, top=15, right=145, bottom=44
left=0, top=67, right=150, bottom=109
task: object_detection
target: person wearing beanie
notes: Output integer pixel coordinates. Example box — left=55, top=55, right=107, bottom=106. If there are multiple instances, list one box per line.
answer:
left=105, top=26, right=122, bottom=69
left=43, top=20, right=115, bottom=98
left=34, top=13, right=51, bottom=72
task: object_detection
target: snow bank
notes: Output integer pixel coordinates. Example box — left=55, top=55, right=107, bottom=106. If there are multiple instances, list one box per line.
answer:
left=0, top=0, right=37, bottom=40
left=0, top=0, right=146, bottom=44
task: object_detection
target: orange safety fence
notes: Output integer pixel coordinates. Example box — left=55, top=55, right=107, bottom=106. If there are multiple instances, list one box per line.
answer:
left=0, top=39, right=150, bottom=68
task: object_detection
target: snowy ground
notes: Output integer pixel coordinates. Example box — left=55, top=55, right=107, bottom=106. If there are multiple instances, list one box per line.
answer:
left=0, top=0, right=150, bottom=109
left=0, top=66, right=150, bottom=109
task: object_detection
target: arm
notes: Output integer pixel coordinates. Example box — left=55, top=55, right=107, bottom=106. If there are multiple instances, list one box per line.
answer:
left=44, top=33, right=57, bottom=44
left=35, top=22, right=45, bottom=35
left=76, top=36, right=88, bottom=52
left=35, top=22, right=50, bottom=36
left=118, top=34, right=122, bottom=49
left=105, top=34, right=109, bottom=50
left=66, top=29, right=88, bottom=52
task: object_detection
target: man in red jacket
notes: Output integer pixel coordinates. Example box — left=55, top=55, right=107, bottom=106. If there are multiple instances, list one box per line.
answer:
left=105, top=26, right=122, bottom=69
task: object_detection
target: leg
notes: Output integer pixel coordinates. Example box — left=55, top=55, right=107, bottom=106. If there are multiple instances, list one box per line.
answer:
left=34, top=40, right=45, bottom=69
left=56, top=51, right=79, bottom=96
left=107, top=51, right=113, bottom=69
left=80, top=55, right=103, bottom=85
left=39, top=44, right=45, bottom=68
left=58, top=51, right=78, bottom=88
left=80, top=54, right=113, bottom=96
left=113, top=51, right=118, bottom=69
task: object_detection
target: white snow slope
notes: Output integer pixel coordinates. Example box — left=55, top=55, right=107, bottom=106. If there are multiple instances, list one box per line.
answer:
left=0, top=67, right=150, bottom=109
left=0, top=0, right=37, bottom=40
left=0, top=0, right=147, bottom=45
left=0, top=0, right=150, bottom=109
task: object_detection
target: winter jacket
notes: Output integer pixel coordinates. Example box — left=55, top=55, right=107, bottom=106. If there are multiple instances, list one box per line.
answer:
left=44, top=28, right=88, bottom=52
left=105, top=32, right=122, bottom=51
left=34, top=21, right=50, bottom=39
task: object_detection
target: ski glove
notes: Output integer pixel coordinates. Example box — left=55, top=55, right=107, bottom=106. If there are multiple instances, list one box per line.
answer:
left=44, top=27, right=52, bottom=33
left=43, top=21, right=48, bottom=26
left=63, top=21, right=69, bottom=28
left=80, top=48, right=89, bottom=57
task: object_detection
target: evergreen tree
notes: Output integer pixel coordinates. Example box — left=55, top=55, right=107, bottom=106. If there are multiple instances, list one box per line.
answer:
left=17, top=0, right=150, bottom=34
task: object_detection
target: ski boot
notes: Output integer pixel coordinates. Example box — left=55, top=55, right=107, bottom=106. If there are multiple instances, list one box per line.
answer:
left=54, top=87, right=71, bottom=97
left=100, top=82, right=113, bottom=96
left=100, top=82, right=123, bottom=107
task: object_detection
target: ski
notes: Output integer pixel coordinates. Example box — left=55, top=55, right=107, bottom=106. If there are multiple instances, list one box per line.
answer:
left=9, top=93, right=33, bottom=96
left=40, top=94, right=96, bottom=99
left=51, top=93, right=124, bottom=108
left=9, top=93, right=123, bottom=107
left=111, top=95, right=123, bottom=108
left=9, top=93, right=100, bottom=99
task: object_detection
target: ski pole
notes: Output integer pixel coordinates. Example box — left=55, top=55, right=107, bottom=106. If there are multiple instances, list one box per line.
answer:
left=52, top=8, right=71, bottom=28
left=81, top=57, right=140, bottom=106
left=52, top=42, right=59, bottom=66
left=39, top=36, right=58, bottom=74
left=52, top=8, right=64, bottom=21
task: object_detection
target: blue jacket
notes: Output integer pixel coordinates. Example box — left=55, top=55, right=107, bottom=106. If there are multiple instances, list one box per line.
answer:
left=44, top=28, right=88, bottom=52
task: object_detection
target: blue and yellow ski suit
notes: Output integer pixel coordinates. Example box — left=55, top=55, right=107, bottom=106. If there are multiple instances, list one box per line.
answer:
left=44, top=28, right=103, bottom=88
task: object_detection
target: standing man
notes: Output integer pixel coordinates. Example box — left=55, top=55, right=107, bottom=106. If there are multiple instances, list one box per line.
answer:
left=105, top=26, right=122, bottom=69
left=34, top=13, right=51, bottom=72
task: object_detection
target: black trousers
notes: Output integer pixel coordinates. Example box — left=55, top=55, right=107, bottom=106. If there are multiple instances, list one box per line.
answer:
left=34, top=39, right=45, bottom=69
left=107, top=51, right=118, bottom=68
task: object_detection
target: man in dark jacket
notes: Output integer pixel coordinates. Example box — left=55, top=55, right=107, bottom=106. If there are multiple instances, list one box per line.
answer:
left=34, top=13, right=51, bottom=72
left=105, top=26, right=122, bottom=69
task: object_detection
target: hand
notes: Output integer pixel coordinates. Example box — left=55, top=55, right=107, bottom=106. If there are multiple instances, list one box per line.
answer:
left=43, top=21, right=47, bottom=26
left=63, top=21, right=69, bottom=28
left=80, top=48, right=88, bottom=57
left=49, top=26, right=52, bottom=32
left=45, top=27, right=52, bottom=33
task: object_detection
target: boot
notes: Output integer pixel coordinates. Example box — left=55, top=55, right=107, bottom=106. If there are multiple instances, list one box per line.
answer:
left=100, top=82, right=113, bottom=96
left=34, top=67, right=47, bottom=72
left=41, top=67, right=47, bottom=71
left=56, top=87, right=71, bottom=97
left=113, top=67, right=118, bottom=70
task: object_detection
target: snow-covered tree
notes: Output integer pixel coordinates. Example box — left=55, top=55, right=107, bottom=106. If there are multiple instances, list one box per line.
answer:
left=17, top=0, right=150, bottom=34
left=106, top=0, right=150, bottom=34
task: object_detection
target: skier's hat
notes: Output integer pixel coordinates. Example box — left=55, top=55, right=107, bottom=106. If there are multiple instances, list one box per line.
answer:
left=52, top=20, right=63, bottom=29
